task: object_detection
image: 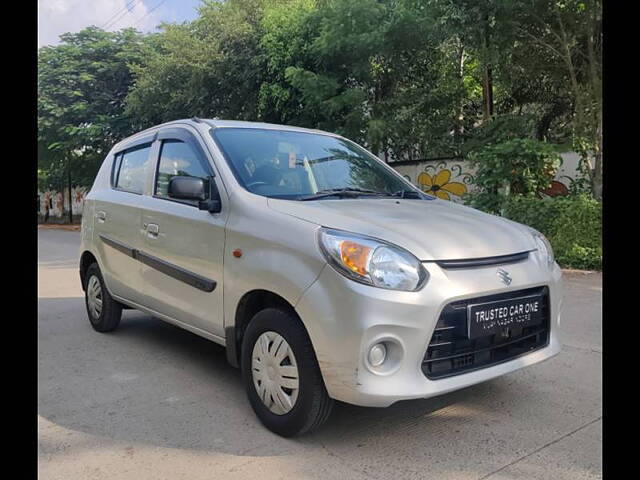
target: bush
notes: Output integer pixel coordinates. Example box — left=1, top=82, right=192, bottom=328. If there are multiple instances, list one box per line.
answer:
left=462, top=114, right=538, bottom=156
left=502, top=195, right=601, bottom=270
left=466, top=138, right=562, bottom=214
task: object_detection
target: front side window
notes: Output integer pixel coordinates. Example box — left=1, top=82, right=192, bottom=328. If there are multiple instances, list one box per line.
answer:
left=211, top=128, right=415, bottom=200
left=155, top=140, right=210, bottom=200
left=114, top=144, right=152, bottom=194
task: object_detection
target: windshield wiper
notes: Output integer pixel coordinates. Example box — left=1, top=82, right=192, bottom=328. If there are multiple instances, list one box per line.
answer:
left=391, top=189, right=423, bottom=199
left=299, top=187, right=390, bottom=201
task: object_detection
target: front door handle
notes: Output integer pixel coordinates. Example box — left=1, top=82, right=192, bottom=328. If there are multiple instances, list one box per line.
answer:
left=146, top=223, right=160, bottom=238
left=96, top=211, right=106, bottom=223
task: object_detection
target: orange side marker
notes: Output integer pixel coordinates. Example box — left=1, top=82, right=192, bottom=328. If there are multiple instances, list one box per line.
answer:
left=232, top=249, right=243, bottom=258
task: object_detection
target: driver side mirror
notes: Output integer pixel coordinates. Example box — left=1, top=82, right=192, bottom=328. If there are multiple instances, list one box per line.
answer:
left=198, top=176, right=222, bottom=214
left=169, top=176, right=206, bottom=200
left=168, top=176, right=222, bottom=214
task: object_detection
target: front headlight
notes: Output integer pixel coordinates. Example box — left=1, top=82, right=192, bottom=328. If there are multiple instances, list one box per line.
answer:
left=318, top=228, right=428, bottom=291
left=530, top=229, right=555, bottom=269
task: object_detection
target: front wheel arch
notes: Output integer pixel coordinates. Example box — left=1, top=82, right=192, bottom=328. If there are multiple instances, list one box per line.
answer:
left=240, top=307, right=333, bottom=436
left=228, top=290, right=307, bottom=368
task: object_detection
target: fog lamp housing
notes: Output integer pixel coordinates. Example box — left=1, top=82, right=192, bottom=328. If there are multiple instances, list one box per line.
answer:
left=368, top=343, right=387, bottom=367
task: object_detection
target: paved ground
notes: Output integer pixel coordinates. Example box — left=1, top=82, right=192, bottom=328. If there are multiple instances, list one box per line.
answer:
left=38, top=229, right=602, bottom=480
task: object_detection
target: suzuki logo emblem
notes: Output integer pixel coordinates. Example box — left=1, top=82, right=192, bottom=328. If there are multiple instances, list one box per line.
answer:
left=497, top=268, right=512, bottom=286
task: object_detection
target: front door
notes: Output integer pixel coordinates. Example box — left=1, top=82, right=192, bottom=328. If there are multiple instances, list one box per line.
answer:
left=138, top=127, right=228, bottom=338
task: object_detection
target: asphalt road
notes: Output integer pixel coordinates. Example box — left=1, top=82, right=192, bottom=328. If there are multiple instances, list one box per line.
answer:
left=38, top=228, right=602, bottom=480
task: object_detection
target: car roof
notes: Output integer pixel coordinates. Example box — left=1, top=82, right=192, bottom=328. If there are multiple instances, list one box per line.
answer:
left=201, top=118, right=331, bottom=136
left=111, top=118, right=339, bottom=154
left=139, top=118, right=332, bottom=137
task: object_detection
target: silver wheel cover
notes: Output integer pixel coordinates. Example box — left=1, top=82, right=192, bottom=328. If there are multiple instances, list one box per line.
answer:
left=87, top=275, right=103, bottom=319
left=251, top=331, right=300, bottom=415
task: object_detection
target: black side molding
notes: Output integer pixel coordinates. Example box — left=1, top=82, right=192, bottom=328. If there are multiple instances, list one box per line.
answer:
left=136, top=250, right=216, bottom=292
left=100, top=234, right=136, bottom=258
left=99, top=234, right=216, bottom=292
left=434, top=251, right=531, bottom=269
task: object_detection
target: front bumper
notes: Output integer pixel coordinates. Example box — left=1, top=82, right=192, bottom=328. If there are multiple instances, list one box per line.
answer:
left=295, top=254, right=563, bottom=407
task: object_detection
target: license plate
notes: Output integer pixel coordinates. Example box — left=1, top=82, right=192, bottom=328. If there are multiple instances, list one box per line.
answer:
left=467, top=294, right=544, bottom=339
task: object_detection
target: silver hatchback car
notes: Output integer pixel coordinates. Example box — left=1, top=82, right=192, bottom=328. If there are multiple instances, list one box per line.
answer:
left=79, top=118, right=562, bottom=436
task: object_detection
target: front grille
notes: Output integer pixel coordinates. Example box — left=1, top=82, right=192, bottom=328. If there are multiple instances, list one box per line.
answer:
left=422, top=286, right=550, bottom=380
left=434, top=251, right=530, bottom=269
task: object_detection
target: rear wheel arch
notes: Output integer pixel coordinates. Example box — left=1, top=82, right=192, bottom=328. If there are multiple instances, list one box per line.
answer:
left=83, top=262, right=122, bottom=333
left=79, top=250, right=98, bottom=291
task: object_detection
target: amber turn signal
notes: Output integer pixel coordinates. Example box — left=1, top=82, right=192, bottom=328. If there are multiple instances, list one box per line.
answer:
left=340, top=241, right=372, bottom=276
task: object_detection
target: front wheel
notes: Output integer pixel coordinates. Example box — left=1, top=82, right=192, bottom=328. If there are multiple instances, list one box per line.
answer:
left=241, top=308, right=334, bottom=437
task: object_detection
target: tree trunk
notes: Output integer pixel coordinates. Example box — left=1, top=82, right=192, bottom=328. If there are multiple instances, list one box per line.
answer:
left=592, top=123, right=603, bottom=200
left=67, top=157, right=73, bottom=224
left=481, top=11, right=494, bottom=123
left=454, top=43, right=466, bottom=138
left=587, top=7, right=602, bottom=200
left=482, top=65, right=494, bottom=121
left=536, top=101, right=566, bottom=141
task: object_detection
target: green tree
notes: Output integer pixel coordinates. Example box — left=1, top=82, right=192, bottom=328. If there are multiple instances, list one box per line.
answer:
left=37, top=0, right=601, bottom=206
left=257, top=0, right=321, bottom=125
left=126, top=0, right=267, bottom=126
left=284, top=0, right=464, bottom=159
left=507, top=0, right=602, bottom=198
left=38, top=27, right=151, bottom=221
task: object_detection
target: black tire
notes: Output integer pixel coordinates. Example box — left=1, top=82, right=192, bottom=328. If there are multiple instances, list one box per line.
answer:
left=84, top=263, right=122, bottom=333
left=241, top=308, right=334, bottom=437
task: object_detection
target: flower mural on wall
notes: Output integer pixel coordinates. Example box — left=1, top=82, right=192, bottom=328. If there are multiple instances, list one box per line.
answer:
left=540, top=180, right=569, bottom=197
left=417, top=169, right=467, bottom=200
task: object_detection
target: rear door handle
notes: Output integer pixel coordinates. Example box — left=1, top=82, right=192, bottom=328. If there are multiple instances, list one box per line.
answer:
left=96, top=211, right=106, bottom=223
left=146, top=223, right=160, bottom=238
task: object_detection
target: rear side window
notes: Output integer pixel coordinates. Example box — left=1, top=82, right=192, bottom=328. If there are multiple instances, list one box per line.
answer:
left=114, top=144, right=152, bottom=194
left=155, top=140, right=210, bottom=199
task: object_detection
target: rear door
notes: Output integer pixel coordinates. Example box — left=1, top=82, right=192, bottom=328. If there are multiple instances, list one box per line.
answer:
left=93, top=136, right=156, bottom=305
left=138, top=127, right=228, bottom=338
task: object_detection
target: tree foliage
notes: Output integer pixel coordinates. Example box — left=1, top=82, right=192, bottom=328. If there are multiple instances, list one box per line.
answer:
left=38, top=0, right=602, bottom=200
left=126, top=0, right=267, bottom=127
left=38, top=27, right=151, bottom=189
left=506, top=0, right=602, bottom=197
left=466, top=138, right=562, bottom=213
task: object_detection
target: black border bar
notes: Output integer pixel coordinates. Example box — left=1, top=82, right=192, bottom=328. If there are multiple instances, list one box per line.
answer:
left=433, top=251, right=531, bottom=269
left=99, top=234, right=217, bottom=292
left=100, top=234, right=135, bottom=257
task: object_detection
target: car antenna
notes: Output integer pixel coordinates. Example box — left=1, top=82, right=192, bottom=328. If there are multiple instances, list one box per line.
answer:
left=191, top=116, right=202, bottom=123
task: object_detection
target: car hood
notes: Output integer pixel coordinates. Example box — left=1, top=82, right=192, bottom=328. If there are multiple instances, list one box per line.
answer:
left=267, top=197, right=535, bottom=261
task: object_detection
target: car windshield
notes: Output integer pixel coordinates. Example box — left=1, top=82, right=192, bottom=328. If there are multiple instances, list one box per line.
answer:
left=210, top=127, right=418, bottom=200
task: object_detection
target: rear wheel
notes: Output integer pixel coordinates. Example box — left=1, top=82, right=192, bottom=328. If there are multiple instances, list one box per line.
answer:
left=241, top=308, right=333, bottom=437
left=84, top=263, right=122, bottom=333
